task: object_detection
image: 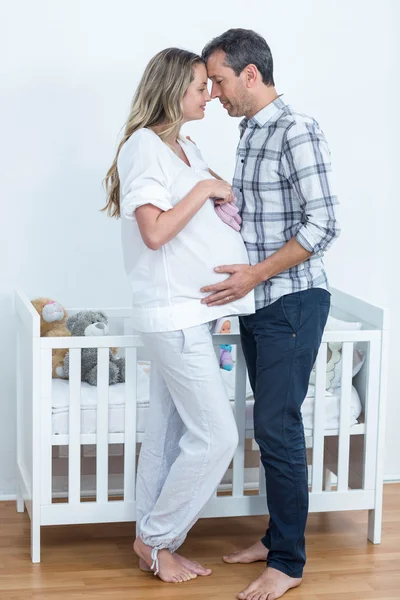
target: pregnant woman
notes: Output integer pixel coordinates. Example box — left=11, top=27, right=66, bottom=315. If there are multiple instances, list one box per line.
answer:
left=103, top=47, right=254, bottom=584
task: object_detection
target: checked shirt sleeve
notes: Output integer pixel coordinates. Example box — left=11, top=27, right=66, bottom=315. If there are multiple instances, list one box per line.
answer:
left=281, top=120, right=340, bottom=254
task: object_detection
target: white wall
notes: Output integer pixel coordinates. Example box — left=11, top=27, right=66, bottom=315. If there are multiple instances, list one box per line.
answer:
left=1, top=0, right=398, bottom=495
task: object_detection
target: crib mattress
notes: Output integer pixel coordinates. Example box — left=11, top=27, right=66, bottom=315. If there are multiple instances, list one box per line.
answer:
left=51, top=361, right=362, bottom=436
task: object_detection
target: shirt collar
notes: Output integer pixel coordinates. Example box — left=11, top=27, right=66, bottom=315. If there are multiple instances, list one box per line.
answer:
left=239, top=95, right=286, bottom=136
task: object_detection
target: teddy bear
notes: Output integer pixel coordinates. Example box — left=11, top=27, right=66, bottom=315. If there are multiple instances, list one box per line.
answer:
left=62, top=310, right=125, bottom=386
left=31, top=298, right=71, bottom=378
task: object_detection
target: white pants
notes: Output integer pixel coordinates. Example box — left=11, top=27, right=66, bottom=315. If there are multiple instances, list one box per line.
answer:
left=135, top=322, right=239, bottom=558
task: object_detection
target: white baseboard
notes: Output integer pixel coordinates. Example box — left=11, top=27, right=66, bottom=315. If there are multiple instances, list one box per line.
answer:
left=382, top=474, right=400, bottom=484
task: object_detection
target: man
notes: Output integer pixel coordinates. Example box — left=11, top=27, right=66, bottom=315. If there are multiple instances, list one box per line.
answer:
left=201, top=29, right=340, bottom=600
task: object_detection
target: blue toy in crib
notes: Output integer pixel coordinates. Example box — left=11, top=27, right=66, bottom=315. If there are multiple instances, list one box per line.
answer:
left=215, top=318, right=234, bottom=371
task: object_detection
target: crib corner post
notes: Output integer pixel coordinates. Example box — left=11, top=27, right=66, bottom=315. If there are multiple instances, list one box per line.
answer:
left=368, top=504, right=382, bottom=544
left=31, top=515, right=41, bottom=563
left=367, top=315, right=389, bottom=546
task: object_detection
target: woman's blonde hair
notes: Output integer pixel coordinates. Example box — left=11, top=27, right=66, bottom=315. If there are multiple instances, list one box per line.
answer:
left=103, top=48, right=204, bottom=218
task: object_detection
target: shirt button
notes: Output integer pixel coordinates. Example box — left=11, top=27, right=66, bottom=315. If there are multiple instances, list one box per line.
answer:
left=292, top=333, right=296, bottom=338
left=240, top=188, right=243, bottom=192
left=241, top=159, right=244, bottom=163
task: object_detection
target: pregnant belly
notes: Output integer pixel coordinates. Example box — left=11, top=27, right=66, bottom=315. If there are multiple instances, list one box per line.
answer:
left=167, top=230, right=249, bottom=302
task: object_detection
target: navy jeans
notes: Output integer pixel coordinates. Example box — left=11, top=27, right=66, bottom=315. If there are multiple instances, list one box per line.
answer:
left=239, top=288, right=330, bottom=578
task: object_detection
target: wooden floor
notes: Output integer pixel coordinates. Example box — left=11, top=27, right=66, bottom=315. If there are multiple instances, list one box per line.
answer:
left=1, top=484, right=400, bottom=599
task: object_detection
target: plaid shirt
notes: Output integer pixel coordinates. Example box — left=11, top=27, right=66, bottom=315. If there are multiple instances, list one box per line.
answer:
left=233, top=96, right=340, bottom=310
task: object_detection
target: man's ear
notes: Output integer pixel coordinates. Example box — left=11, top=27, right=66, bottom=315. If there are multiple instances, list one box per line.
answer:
left=244, top=64, right=258, bottom=88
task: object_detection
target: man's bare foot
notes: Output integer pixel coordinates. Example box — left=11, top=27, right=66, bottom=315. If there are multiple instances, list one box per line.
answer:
left=139, top=555, right=211, bottom=576
left=223, top=540, right=268, bottom=564
left=237, top=567, right=302, bottom=600
left=133, top=537, right=197, bottom=583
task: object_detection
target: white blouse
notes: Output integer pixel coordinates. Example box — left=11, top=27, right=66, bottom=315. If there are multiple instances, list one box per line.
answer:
left=119, top=127, right=255, bottom=332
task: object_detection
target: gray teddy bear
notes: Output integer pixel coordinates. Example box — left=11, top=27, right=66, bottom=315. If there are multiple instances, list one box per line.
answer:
left=63, top=311, right=125, bottom=386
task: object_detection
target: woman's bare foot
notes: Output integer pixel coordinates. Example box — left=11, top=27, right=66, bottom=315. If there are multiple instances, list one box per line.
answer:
left=139, top=558, right=152, bottom=572
left=133, top=537, right=197, bottom=583
left=174, top=554, right=212, bottom=576
left=223, top=540, right=268, bottom=564
left=237, top=567, right=302, bottom=600
left=139, top=555, right=211, bottom=576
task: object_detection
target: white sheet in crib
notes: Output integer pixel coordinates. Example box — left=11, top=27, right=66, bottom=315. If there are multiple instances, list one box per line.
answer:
left=51, top=362, right=362, bottom=436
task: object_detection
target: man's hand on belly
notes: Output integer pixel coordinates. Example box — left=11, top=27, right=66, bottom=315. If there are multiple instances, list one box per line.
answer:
left=200, top=264, right=261, bottom=306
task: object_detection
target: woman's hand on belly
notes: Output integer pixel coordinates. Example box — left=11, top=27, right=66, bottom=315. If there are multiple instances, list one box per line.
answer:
left=200, top=263, right=261, bottom=306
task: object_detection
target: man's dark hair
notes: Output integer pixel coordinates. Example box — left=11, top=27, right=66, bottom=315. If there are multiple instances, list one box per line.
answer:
left=202, top=28, right=274, bottom=86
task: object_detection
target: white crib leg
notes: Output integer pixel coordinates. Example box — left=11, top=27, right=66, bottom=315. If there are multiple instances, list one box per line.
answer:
left=368, top=477, right=384, bottom=544
left=368, top=507, right=382, bottom=544
left=16, top=482, right=24, bottom=513
left=31, top=514, right=41, bottom=563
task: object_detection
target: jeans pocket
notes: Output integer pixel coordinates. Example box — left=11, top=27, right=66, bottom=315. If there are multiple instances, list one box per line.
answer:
left=181, top=327, right=197, bottom=354
left=319, top=292, right=331, bottom=327
left=181, top=323, right=212, bottom=354
left=181, top=329, right=189, bottom=354
left=320, top=290, right=331, bottom=309
left=163, top=330, right=186, bottom=353
left=281, top=293, right=302, bottom=334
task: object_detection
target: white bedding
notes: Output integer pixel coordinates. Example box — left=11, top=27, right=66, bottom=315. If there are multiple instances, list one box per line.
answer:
left=52, top=362, right=362, bottom=436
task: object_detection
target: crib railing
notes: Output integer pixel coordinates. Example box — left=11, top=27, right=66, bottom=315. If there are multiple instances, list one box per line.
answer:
left=37, top=328, right=382, bottom=508
left=15, top=290, right=388, bottom=562
left=39, top=335, right=140, bottom=511
left=308, top=336, right=382, bottom=505
left=16, top=288, right=388, bottom=560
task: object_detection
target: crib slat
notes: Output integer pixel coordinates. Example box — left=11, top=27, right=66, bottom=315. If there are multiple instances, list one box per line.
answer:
left=68, top=349, right=81, bottom=505
left=40, top=349, right=53, bottom=505
left=311, top=343, right=327, bottom=493
left=124, top=348, right=137, bottom=503
left=96, top=348, right=110, bottom=503
left=363, top=340, right=381, bottom=490
left=337, top=343, right=353, bottom=491
left=232, top=343, right=246, bottom=497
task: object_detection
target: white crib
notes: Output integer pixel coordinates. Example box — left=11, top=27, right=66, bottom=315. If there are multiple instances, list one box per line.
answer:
left=15, top=288, right=389, bottom=563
